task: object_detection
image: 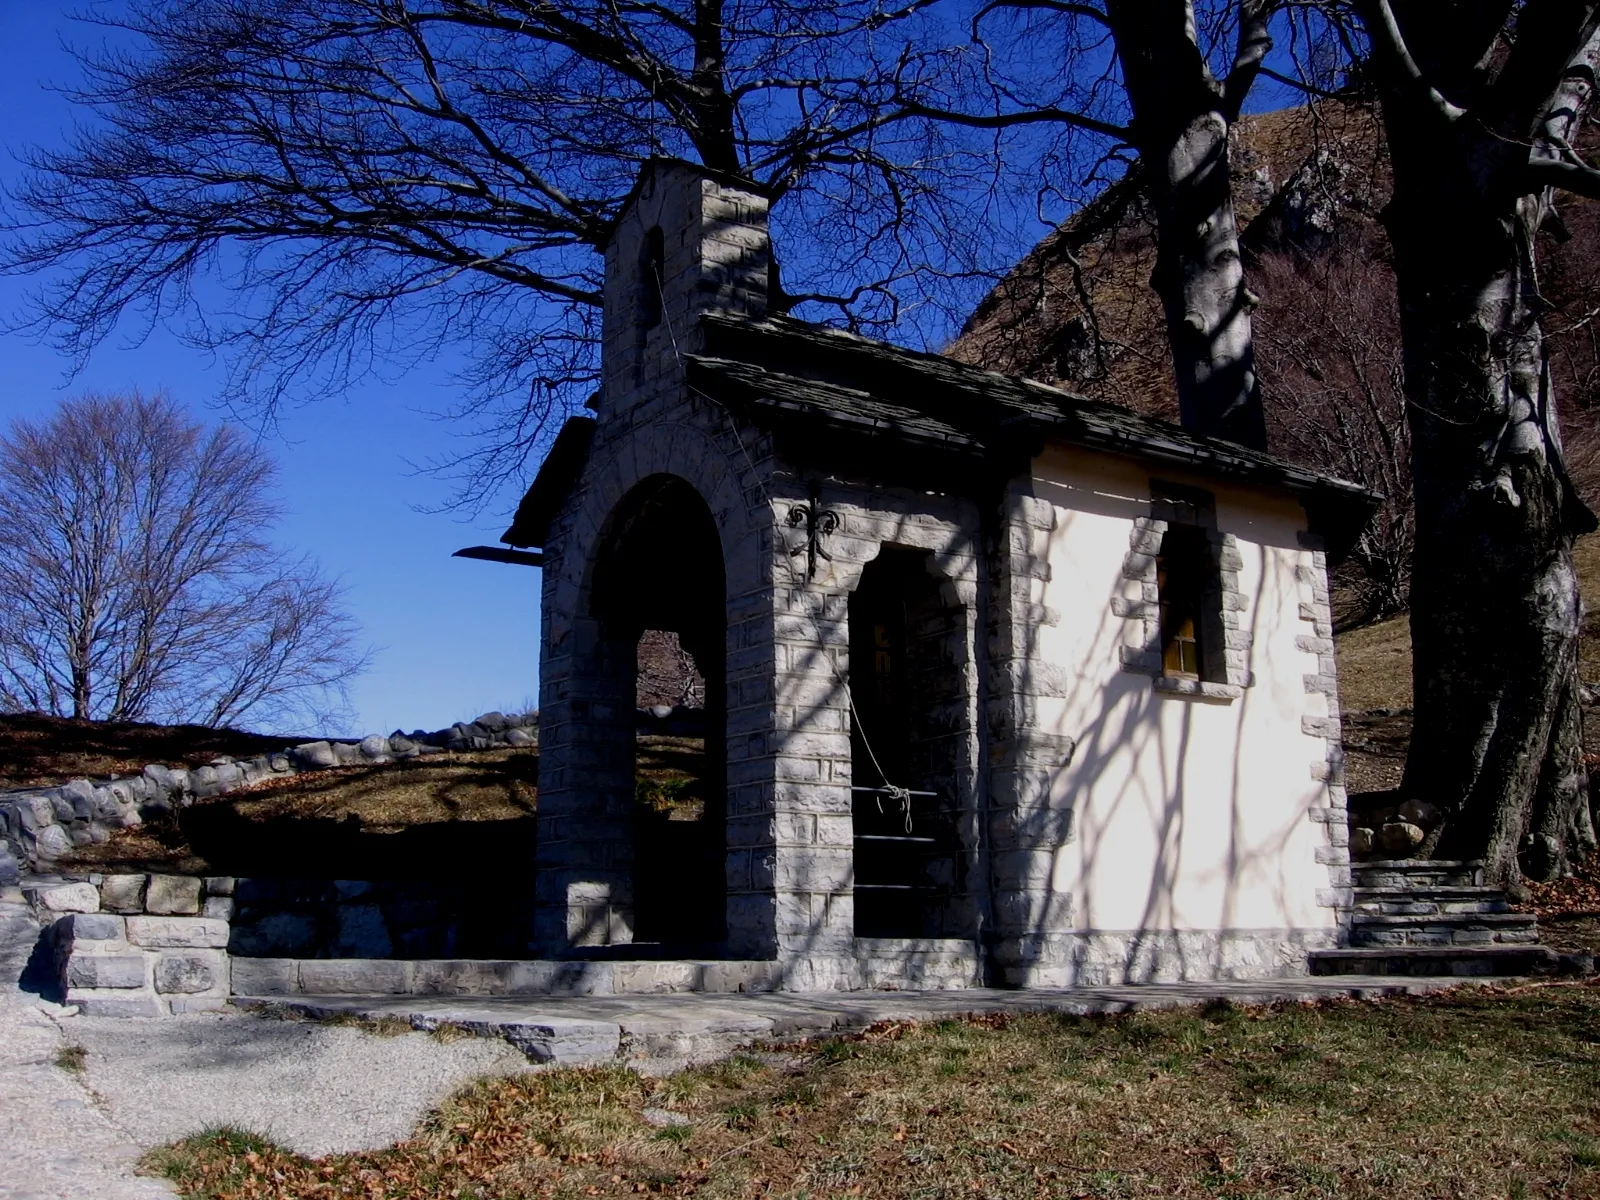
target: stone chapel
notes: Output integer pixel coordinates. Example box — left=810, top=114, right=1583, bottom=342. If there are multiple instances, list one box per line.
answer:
left=502, top=158, right=1379, bottom=990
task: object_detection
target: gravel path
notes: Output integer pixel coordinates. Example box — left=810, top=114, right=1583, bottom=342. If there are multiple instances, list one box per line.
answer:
left=68, top=1010, right=530, bottom=1157
left=0, top=891, right=529, bottom=1189
left=0, top=893, right=173, bottom=1200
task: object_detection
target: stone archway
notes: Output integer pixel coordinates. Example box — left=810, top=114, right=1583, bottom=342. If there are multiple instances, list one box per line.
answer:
left=590, top=475, right=727, bottom=951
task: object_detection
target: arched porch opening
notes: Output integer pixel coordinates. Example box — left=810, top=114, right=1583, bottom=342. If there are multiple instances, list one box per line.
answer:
left=591, top=475, right=727, bottom=951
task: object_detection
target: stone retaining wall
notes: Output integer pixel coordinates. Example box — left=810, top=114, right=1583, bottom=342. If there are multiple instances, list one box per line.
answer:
left=230, top=877, right=538, bottom=960
left=0, top=711, right=540, bottom=875
left=24, top=873, right=983, bottom=1014
left=27, top=873, right=235, bottom=1016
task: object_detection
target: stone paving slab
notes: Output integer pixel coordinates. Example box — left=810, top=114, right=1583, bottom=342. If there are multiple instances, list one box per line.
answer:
left=243, top=975, right=1490, bottom=1071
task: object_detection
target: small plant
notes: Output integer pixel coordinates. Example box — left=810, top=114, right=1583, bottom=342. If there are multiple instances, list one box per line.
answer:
left=54, top=1044, right=86, bottom=1072
left=428, top=1021, right=476, bottom=1044
left=324, top=1011, right=413, bottom=1038
left=653, top=1122, right=694, bottom=1145
left=635, top=773, right=699, bottom=814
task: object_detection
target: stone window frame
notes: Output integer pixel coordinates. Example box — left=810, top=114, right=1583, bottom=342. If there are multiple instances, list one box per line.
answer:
left=1113, top=482, right=1252, bottom=702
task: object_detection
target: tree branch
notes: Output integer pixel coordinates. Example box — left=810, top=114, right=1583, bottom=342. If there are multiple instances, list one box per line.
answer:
left=1526, top=152, right=1600, bottom=199
left=1222, top=0, right=1279, bottom=122
left=1355, top=0, right=1466, bottom=124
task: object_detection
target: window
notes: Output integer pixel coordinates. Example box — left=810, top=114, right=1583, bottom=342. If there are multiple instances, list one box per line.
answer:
left=638, top=226, right=665, bottom=329
left=1156, top=525, right=1210, bottom=679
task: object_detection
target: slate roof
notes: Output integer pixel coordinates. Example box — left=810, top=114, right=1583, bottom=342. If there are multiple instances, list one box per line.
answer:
left=505, top=311, right=1380, bottom=558
left=689, top=313, right=1379, bottom=556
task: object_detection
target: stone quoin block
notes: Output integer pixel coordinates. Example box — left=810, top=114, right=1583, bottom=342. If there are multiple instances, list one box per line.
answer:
left=57, top=912, right=125, bottom=943
left=65, top=953, right=148, bottom=990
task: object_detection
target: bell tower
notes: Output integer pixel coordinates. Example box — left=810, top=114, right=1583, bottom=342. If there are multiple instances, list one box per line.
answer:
left=600, top=159, right=771, bottom=409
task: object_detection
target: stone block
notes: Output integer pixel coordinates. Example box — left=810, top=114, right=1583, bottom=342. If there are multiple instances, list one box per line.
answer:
left=66, top=952, right=147, bottom=990
left=1378, top=822, right=1425, bottom=856
left=297, top=959, right=410, bottom=995
left=126, top=916, right=230, bottom=949
left=203, top=896, right=236, bottom=921
left=227, top=910, right=318, bottom=957
left=168, top=995, right=230, bottom=1013
left=290, top=741, right=338, bottom=769
left=30, top=823, right=74, bottom=862
left=503, top=961, right=611, bottom=996
left=145, top=875, right=204, bottom=915
left=31, top=882, right=99, bottom=913
left=58, top=912, right=125, bottom=943
left=156, top=951, right=225, bottom=994
left=204, top=876, right=236, bottom=896
left=230, top=957, right=299, bottom=996
left=407, top=960, right=513, bottom=996
left=334, top=904, right=392, bottom=957
left=501, top=1018, right=622, bottom=1065
left=100, top=874, right=148, bottom=913
left=69, top=991, right=165, bottom=1018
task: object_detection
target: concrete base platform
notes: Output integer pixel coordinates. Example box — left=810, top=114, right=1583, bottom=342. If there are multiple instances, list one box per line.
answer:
left=236, top=975, right=1499, bottom=1070
left=229, top=945, right=983, bottom=999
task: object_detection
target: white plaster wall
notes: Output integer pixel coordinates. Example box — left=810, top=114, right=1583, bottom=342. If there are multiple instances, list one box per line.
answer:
left=1029, top=445, right=1337, bottom=935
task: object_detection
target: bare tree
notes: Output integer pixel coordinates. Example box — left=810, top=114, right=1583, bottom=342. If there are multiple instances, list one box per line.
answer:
left=4, top=0, right=1025, bottom=509
left=945, top=1, right=1281, bottom=447
left=1254, top=228, right=1414, bottom=624
left=1350, top=1, right=1600, bottom=889
left=0, top=392, right=366, bottom=730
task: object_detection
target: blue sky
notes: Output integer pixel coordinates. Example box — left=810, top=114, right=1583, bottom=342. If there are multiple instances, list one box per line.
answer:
left=0, top=2, right=544, bottom=737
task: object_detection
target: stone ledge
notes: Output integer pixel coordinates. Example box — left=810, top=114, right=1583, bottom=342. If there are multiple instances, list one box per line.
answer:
left=1152, top=677, right=1241, bottom=702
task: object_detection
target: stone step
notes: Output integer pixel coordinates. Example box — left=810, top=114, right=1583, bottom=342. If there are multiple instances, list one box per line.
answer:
left=1349, top=910, right=1538, bottom=948
left=1351, top=887, right=1510, bottom=916
left=1309, top=945, right=1589, bottom=978
left=1353, top=860, right=1485, bottom=890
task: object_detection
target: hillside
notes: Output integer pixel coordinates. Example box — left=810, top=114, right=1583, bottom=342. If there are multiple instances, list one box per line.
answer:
left=949, top=97, right=1600, bottom=629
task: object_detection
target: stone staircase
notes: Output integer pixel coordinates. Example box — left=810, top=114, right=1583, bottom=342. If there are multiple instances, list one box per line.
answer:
left=1310, top=860, right=1589, bottom=978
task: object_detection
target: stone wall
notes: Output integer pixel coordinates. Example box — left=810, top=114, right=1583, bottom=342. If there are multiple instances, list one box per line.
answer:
left=229, top=878, right=537, bottom=960
left=0, top=711, right=540, bottom=874
left=28, top=874, right=234, bottom=1016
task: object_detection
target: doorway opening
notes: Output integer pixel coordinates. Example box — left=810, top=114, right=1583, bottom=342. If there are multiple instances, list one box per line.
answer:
left=847, top=547, right=967, bottom=938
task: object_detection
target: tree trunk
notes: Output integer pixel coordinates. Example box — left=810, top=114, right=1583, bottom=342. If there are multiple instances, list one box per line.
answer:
left=1106, top=2, right=1269, bottom=449
left=1374, top=19, right=1599, bottom=890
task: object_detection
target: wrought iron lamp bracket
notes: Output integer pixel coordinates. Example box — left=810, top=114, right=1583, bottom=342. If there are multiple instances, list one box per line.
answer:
left=785, top=490, right=841, bottom=581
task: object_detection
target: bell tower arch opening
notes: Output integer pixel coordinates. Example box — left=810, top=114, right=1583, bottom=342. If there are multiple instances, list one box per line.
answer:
left=591, top=474, right=727, bottom=952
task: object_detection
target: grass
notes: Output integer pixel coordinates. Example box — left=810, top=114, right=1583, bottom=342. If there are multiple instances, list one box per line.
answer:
left=146, top=982, right=1600, bottom=1199
left=54, top=1044, right=87, bottom=1073
left=60, top=746, right=541, bottom=877
left=62, top=733, right=711, bottom=877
